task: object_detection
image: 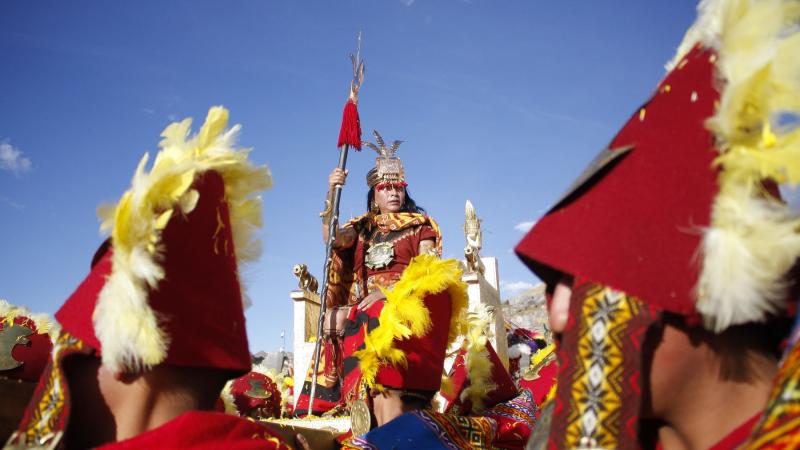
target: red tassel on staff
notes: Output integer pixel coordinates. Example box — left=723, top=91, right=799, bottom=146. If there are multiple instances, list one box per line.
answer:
left=337, top=99, right=362, bottom=150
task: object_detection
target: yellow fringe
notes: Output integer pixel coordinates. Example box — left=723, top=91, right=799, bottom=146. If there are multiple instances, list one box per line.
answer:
left=93, top=106, right=272, bottom=373
left=354, top=255, right=468, bottom=389
left=220, top=378, right=239, bottom=415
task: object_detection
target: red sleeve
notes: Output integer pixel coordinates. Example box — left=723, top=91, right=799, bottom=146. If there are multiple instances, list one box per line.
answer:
left=418, top=224, right=437, bottom=243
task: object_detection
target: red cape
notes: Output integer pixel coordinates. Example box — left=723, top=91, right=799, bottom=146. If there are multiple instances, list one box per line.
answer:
left=97, top=411, right=290, bottom=450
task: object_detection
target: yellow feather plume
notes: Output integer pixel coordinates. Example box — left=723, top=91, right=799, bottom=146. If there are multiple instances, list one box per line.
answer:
left=94, top=106, right=272, bottom=373
left=530, top=344, right=556, bottom=371
left=681, top=0, right=800, bottom=331
left=458, top=304, right=497, bottom=412
left=220, top=378, right=239, bottom=416
left=439, top=375, right=455, bottom=397
left=354, top=255, right=468, bottom=389
left=668, top=0, right=800, bottom=330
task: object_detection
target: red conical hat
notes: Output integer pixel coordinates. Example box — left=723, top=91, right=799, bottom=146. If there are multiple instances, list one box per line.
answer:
left=517, top=0, right=800, bottom=330
left=57, top=106, right=271, bottom=374
left=514, top=1, right=800, bottom=448
left=443, top=340, right=518, bottom=415
left=7, top=107, right=273, bottom=450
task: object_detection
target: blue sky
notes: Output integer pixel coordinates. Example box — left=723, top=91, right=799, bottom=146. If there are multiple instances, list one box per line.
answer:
left=0, top=1, right=698, bottom=353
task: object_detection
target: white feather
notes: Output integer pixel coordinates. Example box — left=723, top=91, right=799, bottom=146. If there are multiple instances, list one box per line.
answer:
left=697, top=186, right=800, bottom=331
left=91, top=106, right=271, bottom=373
left=666, top=0, right=729, bottom=70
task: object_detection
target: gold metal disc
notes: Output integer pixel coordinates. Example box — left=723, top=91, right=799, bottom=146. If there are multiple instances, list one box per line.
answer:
left=350, top=399, right=372, bottom=437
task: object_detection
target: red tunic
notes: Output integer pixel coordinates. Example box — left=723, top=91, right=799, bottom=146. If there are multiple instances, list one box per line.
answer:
left=334, top=212, right=441, bottom=304
left=96, top=411, right=290, bottom=450
left=518, top=359, right=558, bottom=408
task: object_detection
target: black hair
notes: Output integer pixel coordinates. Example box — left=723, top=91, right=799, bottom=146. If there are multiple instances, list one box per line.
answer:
left=367, top=187, right=426, bottom=214
left=399, top=390, right=435, bottom=410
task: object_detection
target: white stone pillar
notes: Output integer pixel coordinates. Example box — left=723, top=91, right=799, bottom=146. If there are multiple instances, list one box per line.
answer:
left=461, top=257, right=508, bottom=368
left=291, top=290, right=321, bottom=406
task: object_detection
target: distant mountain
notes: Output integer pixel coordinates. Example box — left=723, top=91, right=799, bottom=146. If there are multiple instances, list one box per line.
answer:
left=501, top=283, right=549, bottom=334
left=252, top=350, right=293, bottom=373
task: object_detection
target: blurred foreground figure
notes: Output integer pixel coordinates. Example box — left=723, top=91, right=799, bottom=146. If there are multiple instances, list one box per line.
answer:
left=4, top=107, right=289, bottom=449
left=516, top=0, right=800, bottom=449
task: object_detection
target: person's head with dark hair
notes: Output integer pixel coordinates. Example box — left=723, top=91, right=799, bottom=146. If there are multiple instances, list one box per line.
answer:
left=7, top=107, right=289, bottom=450
left=361, top=131, right=427, bottom=216
left=366, top=185, right=425, bottom=215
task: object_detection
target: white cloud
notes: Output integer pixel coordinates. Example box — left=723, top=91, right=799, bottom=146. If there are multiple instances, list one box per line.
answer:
left=400, top=0, right=415, bottom=6
left=501, top=280, right=535, bottom=294
left=514, top=220, right=536, bottom=232
left=0, top=142, right=32, bottom=175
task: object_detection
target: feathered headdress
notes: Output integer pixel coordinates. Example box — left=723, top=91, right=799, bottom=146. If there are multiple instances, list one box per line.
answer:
left=516, top=0, right=800, bottom=333
left=675, top=0, right=800, bottom=330
left=64, top=106, right=271, bottom=374
left=221, top=362, right=286, bottom=418
left=363, top=130, right=406, bottom=188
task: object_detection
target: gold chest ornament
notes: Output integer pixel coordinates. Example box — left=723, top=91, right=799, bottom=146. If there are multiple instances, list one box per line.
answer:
left=365, top=241, right=394, bottom=270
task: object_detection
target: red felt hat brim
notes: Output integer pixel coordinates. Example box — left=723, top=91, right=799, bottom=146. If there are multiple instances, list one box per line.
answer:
left=56, top=171, right=251, bottom=373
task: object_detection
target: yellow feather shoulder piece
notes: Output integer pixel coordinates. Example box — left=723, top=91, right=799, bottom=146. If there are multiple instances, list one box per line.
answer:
left=354, top=255, right=468, bottom=389
left=94, top=106, right=272, bottom=373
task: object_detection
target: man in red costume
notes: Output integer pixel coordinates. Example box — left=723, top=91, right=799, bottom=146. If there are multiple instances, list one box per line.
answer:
left=516, top=1, right=800, bottom=449
left=4, top=107, right=289, bottom=450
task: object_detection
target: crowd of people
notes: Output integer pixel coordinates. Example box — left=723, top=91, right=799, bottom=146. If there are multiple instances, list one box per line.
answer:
left=2, top=0, right=800, bottom=448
